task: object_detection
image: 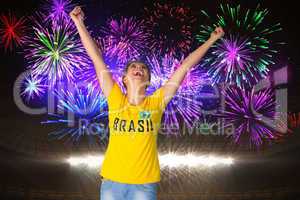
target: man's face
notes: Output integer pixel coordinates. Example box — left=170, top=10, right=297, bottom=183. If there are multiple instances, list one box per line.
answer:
left=123, top=62, right=150, bottom=88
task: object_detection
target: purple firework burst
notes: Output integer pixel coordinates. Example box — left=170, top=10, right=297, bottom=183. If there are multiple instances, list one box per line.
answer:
left=221, top=87, right=282, bottom=146
left=100, top=17, right=152, bottom=65
left=146, top=54, right=209, bottom=133
left=144, top=3, right=197, bottom=56
left=42, top=0, right=75, bottom=26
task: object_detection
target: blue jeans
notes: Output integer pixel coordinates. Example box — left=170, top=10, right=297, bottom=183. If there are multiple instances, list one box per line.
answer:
left=100, top=179, right=158, bottom=200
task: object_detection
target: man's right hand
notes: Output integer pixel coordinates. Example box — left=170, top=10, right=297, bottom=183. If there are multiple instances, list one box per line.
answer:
left=69, top=6, right=85, bottom=24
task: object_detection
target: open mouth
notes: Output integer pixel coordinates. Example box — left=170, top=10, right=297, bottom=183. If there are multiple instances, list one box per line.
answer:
left=133, top=71, right=144, bottom=77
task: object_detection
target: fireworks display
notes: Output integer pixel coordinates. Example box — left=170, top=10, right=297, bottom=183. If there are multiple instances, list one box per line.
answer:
left=144, top=2, right=197, bottom=56
left=1, top=1, right=289, bottom=147
left=21, top=72, right=47, bottom=101
left=24, top=15, right=89, bottom=86
left=221, top=87, right=281, bottom=146
left=42, top=0, right=75, bottom=25
left=100, top=17, right=152, bottom=65
left=42, top=84, right=108, bottom=143
left=0, top=12, right=27, bottom=51
left=146, top=54, right=208, bottom=133
left=196, top=4, right=282, bottom=88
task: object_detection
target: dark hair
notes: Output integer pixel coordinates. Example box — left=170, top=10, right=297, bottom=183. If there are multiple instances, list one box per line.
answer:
left=122, top=60, right=151, bottom=88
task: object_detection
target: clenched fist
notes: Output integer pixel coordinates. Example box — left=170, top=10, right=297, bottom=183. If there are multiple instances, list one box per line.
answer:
left=210, top=27, right=225, bottom=42
left=69, top=6, right=85, bottom=24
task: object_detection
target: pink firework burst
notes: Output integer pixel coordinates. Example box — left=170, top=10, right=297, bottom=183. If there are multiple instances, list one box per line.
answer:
left=0, top=12, right=27, bottom=51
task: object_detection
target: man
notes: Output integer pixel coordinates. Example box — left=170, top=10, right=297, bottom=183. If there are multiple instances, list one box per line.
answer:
left=70, top=6, right=224, bottom=200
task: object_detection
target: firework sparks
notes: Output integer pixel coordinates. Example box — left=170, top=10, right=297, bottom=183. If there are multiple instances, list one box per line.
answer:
left=196, top=4, right=283, bottom=88
left=100, top=17, right=152, bottom=65
left=42, top=84, right=108, bottom=143
left=0, top=12, right=27, bottom=51
left=24, top=14, right=89, bottom=87
left=146, top=54, right=208, bottom=133
left=21, top=72, right=47, bottom=101
left=42, top=0, right=75, bottom=26
left=144, top=3, right=196, bottom=56
left=221, top=86, right=282, bottom=146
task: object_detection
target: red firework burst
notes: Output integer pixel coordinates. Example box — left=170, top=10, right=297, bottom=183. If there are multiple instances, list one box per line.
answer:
left=0, top=12, right=27, bottom=51
left=144, top=3, right=197, bottom=56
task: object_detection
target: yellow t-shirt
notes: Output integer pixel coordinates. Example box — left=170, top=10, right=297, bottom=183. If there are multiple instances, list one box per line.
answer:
left=100, top=82, right=166, bottom=184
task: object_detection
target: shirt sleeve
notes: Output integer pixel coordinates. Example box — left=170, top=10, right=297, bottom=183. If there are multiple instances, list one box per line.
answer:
left=150, top=87, right=167, bottom=111
left=107, top=82, right=124, bottom=110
